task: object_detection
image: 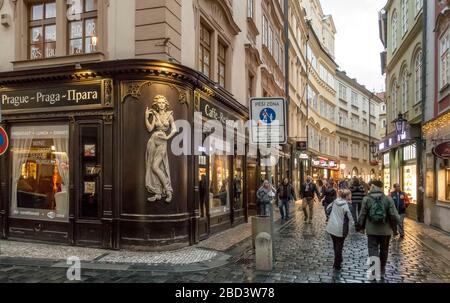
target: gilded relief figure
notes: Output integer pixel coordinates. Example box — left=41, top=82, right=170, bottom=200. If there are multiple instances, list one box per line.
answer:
left=145, top=95, right=177, bottom=203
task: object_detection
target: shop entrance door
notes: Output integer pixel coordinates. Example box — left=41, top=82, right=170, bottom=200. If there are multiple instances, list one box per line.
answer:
left=198, top=154, right=210, bottom=240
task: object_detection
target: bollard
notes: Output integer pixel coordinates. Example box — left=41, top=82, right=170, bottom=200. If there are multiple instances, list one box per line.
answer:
left=255, top=232, right=273, bottom=271
left=251, top=215, right=273, bottom=249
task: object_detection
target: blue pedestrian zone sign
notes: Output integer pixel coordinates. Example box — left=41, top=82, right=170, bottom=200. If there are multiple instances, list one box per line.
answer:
left=250, top=97, right=287, bottom=144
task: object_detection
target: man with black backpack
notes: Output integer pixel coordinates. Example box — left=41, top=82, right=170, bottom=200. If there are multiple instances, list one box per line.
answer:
left=357, top=180, right=400, bottom=280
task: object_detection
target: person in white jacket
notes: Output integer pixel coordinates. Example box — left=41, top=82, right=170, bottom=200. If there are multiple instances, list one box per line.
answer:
left=326, top=189, right=354, bottom=272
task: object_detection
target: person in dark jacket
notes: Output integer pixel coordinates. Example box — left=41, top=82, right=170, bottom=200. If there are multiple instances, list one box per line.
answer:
left=357, top=180, right=400, bottom=281
left=276, top=178, right=297, bottom=220
left=300, top=176, right=320, bottom=223
left=321, top=180, right=337, bottom=222
left=390, top=183, right=409, bottom=238
left=349, top=177, right=366, bottom=222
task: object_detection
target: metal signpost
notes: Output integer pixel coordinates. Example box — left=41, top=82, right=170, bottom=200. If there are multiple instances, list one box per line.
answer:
left=249, top=97, right=287, bottom=145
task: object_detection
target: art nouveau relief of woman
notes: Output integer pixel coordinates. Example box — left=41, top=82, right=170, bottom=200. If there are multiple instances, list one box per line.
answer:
left=145, top=95, right=178, bottom=203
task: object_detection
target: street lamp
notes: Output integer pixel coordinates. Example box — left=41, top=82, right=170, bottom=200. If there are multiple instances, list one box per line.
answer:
left=370, top=141, right=378, bottom=156
left=394, top=113, right=407, bottom=138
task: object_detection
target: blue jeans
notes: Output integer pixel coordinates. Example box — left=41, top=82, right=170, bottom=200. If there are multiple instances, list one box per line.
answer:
left=260, top=203, right=271, bottom=216
left=279, top=199, right=290, bottom=219
left=398, top=214, right=406, bottom=236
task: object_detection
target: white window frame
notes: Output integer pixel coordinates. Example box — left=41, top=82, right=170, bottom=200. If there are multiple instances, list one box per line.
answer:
left=414, top=50, right=422, bottom=103
left=401, top=0, right=409, bottom=36
left=392, top=10, right=398, bottom=51
left=440, top=30, right=450, bottom=90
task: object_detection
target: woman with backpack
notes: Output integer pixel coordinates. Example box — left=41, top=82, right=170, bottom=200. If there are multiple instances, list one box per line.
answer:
left=321, top=180, right=337, bottom=222
left=326, top=189, right=354, bottom=273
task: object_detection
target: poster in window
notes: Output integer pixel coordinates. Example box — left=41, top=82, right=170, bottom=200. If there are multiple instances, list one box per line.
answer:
left=85, top=164, right=101, bottom=176
left=84, top=144, right=96, bottom=158
left=84, top=181, right=96, bottom=195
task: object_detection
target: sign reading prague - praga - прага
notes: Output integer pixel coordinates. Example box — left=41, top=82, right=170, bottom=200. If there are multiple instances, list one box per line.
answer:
left=0, top=82, right=102, bottom=111
left=250, top=97, right=287, bottom=145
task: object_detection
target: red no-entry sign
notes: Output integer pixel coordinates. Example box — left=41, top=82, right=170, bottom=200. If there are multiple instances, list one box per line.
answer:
left=0, top=126, right=9, bottom=156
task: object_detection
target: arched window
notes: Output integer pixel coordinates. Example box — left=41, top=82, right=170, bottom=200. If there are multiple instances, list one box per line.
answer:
left=414, top=50, right=423, bottom=103
left=401, top=0, right=409, bottom=35
left=401, top=68, right=409, bottom=113
left=392, top=11, right=398, bottom=51
left=392, top=79, right=398, bottom=119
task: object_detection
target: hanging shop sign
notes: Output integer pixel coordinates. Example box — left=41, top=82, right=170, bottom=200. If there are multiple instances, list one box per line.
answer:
left=0, top=126, right=9, bottom=156
left=311, top=157, right=339, bottom=170
left=0, top=81, right=105, bottom=111
left=249, top=97, right=287, bottom=144
left=433, top=141, right=450, bottom=159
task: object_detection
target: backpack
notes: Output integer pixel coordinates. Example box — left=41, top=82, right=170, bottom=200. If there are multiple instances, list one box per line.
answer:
left=368, top=195, right=387, bottom=224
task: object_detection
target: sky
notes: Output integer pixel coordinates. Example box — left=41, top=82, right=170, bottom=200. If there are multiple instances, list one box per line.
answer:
left=320, top=0, right=387, bottom=92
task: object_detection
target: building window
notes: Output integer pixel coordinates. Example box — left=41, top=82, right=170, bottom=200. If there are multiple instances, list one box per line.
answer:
left=68, top=0, right=98, bottom=55
left=339, top=83, right=347, bottom=100
left=392, top=79, right=398, bottom=117
left=401, top=68, right=409, bottom=113
left=392, top=10, right=398, bottom=51
left=217, top=41, right=227, bottom=87
left=247, top=0, right=254, bottom=19
left=262, top=16, right=268, bottom=47
left=414, top=50, right=422, bottom=103
left=440, top=30, right=450, bottom=89
left=415, top=0, right=422, bottom=16
left=268, top=26, right=273, bottom=54
left=10, top=125, right=70, bottom=222
left=247, top=73, right=254, bottom=102
left=401, top=0, right=409, bottom=36
left=29, top=1, right=56, bottom=59
left=403, top=144, right=417, bottom=161
left=351, top=91, right=358, bottom=107
left=199, top=23, right=211, bottom=78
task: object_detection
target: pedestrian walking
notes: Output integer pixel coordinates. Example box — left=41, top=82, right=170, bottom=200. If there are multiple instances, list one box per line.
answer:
left=390, top=183, right=410, bottom=238
left=321, top=180, right=337, bottom=222
left=357, top=180, right=400, bottom=281
left=326, top=189, right=354, bottom=273
left=256, top=180, right=276, bottom=216
left=300, top=176, right=320, bottom=224
left=276, top=178, right=297, bottom=220
left=338, top=178, right=349, bottom=190
left=349, top=177, right=365, bottom=222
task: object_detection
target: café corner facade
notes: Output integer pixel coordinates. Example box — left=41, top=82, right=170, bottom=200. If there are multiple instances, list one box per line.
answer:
left=0, top=59, right=250, bottom=250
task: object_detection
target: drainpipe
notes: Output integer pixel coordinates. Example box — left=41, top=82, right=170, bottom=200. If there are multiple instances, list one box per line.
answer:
left=284, top=0, right=293, bottom=182
left=417, top=2, right=427, bottom=223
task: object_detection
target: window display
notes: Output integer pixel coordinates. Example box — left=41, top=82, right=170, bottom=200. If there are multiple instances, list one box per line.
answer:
left=383, top=168, right=391, bottom=195
left=209, top=153, right=230, bottom=215
left=80, top=126, right=100, bottom=218
left=233, top=156, right=244, bottom=210
left=10, top=125, right=69, bottom=221
left=403, top=165, right=417, bottom=204
left=437, top=159, right=450, bottom=203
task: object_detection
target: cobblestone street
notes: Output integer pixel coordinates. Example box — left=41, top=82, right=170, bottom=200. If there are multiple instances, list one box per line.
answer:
left=0, top=203, right=449, bottom=283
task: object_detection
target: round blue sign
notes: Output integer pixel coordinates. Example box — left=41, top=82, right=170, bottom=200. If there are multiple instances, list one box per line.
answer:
left=259, top=108, right=276, bottom=124
left=0, top=126, right=9, bottom=156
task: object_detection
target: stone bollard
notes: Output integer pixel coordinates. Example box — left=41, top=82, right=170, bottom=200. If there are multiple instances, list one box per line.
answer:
left=255, top=232, right=273, bottom=271
left=251, top=215, right=273, bottom=249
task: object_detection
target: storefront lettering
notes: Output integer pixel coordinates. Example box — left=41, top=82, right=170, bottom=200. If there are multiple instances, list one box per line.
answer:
left=201, top=99, right=236, bottom=125
left=0, top=83, right=102, bottom=110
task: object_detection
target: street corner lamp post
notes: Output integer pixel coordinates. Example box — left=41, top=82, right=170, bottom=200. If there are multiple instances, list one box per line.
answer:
left=370, top=141, right=378, bottom=157
left=394, top=113, right=408, bottom=138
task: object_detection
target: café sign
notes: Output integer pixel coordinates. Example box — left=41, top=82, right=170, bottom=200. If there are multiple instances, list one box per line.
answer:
left=433, top=141, right=450, bottom=159
left=0, top=82, right=104, bottom=111
left=199, top=98, right=236, bottom=125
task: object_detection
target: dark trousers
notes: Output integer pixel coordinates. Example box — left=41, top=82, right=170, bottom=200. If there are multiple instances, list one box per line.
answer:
left=330, top=235, right=346, bottom=270
left=278, top=198, right=290, bottom=219
left=350, top=202, right=361, bottom=222
left=368, top=235, right=391, bottom=271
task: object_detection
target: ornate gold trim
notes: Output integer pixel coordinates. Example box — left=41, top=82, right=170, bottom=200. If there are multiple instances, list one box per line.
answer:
left=121, top=81, right=189, bottom=106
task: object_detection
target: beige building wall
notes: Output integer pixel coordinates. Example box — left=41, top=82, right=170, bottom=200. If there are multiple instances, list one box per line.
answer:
left=0, top=0, right=16, bottom=72
left=385, top=0, right=423, bottom=131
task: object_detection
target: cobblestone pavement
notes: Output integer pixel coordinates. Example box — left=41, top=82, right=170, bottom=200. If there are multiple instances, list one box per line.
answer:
left=0, top=202, right=449, bottom=283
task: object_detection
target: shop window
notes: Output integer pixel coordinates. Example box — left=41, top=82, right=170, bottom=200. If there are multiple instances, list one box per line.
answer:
left=233, top=156, right=244, bottom=210
left=68, top=0, right=98, bottom=55
left=403, top=164, right=417, bottom=204
left=199, top=23, right=212, bottom=78
left=80, top=125, right=101, bottom=218
left=10, top=125, right=70, bottom=222
left=209, top=153, right=230, bottom=215
left=29, top=1, right=56, bottom=59
left=438, top=159, right=450, bottom=203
